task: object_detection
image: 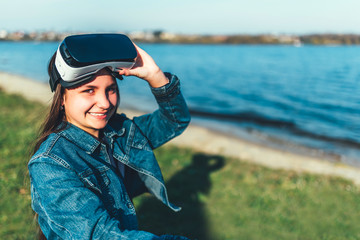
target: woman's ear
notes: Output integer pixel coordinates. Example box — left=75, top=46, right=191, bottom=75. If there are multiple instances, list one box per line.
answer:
left=62, top=91, right=66, bottom=106
left=61, top=91, right=66, bottom=111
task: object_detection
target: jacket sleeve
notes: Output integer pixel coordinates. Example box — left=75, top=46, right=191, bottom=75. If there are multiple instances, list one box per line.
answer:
left=29, top=156, right=189, bottom=240
left=132, top=73, right=191, bottom=149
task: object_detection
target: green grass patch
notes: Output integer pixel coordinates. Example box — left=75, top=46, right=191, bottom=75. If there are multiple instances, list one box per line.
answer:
left=135, top=147, right=360, bottom=240
left=0, top=90, right=46, bottom=239
left=1, top=89, right=360, bottom=240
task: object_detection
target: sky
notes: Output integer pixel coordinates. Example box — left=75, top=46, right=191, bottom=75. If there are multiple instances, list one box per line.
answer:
left=1, top=0, right=360, bottom=35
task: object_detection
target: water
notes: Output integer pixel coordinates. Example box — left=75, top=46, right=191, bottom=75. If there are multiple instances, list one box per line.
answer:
left=1, top=41, right=360, bottom=166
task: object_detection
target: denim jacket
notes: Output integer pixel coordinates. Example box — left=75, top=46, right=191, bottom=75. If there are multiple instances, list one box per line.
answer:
left=29, top=74, right=191, bottom=240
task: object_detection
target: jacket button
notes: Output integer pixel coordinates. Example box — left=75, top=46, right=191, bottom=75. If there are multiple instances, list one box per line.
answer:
left=127, top=203, right=132, bottom=209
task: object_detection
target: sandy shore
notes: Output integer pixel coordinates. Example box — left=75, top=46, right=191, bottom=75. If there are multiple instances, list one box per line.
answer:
left=1, top=71, right=360, bottom=185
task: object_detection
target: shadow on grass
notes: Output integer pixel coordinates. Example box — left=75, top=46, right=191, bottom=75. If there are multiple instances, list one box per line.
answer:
left=136, top=153, right=225, bottom=240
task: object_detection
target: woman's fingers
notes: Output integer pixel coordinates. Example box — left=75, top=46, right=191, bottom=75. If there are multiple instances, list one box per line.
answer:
left=117, top=43, right=168, bottom=87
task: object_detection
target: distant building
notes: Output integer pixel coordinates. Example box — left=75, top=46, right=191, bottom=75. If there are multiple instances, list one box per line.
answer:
left=0, top=30, right=8, bottom=39
left=160, top=32, right=176, bottom=40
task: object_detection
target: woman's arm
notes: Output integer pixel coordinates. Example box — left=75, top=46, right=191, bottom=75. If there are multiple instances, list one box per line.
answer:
left=132, top=73, right=191, bottom=149
left=118, top=44, right=191, bottom=148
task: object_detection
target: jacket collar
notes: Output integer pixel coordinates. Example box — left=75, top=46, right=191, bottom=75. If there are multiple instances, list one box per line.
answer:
left=58, top=122, right=125, bottom=154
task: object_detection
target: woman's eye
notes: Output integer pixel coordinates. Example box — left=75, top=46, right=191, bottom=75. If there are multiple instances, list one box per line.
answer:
left=83, top=89, right=94, bottom=94
left=108, top=87, right=117, bottom=93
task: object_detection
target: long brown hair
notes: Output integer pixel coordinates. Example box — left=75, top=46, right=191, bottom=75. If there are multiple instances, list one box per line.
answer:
left=32, top=53, right=66, bottom=240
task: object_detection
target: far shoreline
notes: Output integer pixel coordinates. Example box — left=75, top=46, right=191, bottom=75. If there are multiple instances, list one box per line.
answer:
left=2, top=71, right=360, bottom=185
left=3, top=32, right=360, bottom=45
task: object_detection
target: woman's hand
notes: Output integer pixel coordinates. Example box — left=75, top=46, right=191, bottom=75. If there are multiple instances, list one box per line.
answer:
left=118, top=43, right=169, bottom=88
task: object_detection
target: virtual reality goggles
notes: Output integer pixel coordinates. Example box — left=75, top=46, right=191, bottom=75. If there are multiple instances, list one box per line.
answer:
left=49, top=33, right=137, bottom=92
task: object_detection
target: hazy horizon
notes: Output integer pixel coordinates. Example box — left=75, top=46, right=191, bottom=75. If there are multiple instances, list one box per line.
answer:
left=1, top=0, right=359, bottom=35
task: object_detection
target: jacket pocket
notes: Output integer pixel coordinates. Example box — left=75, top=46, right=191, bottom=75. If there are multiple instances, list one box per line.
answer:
left=79, top=166, right=111, bottom=195
left=130, top=128, right=152, bottom=152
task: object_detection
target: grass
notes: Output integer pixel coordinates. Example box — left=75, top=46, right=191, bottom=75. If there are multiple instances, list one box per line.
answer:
left=0, top=88, right=46, bottom=239
left=1, top=89, right=360, bottom=240
left=138, top=148, right=360, bottom=240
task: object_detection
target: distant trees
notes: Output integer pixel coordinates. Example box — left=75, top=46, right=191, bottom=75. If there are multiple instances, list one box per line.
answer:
left=299, top=34, right=360, bottom=45
left=2, top=30, right=360, bottom=45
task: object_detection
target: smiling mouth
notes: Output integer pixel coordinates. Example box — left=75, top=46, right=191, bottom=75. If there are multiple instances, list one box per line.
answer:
left=89, top=112, right=107, bottom=116
left=88, top=112, right=110, bottom=120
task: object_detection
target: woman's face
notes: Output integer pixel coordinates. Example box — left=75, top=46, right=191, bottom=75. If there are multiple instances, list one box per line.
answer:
left=62, top=70, right=119, bottom=138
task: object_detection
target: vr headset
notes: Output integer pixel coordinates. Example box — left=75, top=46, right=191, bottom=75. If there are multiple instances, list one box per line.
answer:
left=49, top=33, right=137, bottom=92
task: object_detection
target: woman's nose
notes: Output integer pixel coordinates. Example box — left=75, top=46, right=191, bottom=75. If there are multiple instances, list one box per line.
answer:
left=96, top=92, right=111, bottom=109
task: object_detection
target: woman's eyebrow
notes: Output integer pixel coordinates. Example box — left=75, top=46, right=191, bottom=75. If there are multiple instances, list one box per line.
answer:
left=83, top=83, right=117, bottom=88
left=81, top=85, right=98, bottom=89
left=108, top=83, right=118, bottom=88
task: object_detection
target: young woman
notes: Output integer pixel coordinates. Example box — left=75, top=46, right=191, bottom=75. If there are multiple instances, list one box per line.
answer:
left=29, top=34, right=191, bottom=239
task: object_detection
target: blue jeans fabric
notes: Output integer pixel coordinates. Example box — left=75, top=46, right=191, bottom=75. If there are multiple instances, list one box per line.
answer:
left=29, top=74, right=191, bottom=239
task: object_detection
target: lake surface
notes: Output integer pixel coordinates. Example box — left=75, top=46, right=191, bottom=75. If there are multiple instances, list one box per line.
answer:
left=1, top=41, right=360, bottom=166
